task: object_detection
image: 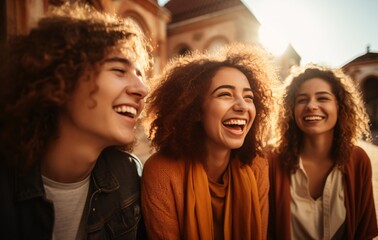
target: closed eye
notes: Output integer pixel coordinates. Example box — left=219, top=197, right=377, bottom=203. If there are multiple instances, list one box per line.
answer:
left=244, top=95, right=254, bottom=101
left=217, top=92, right=232, bottom=97
left=318, top=97, right=331, bottom=101
left=111, top=68, right=126, bottom=74
left=296, top=98, right=308, bottom=104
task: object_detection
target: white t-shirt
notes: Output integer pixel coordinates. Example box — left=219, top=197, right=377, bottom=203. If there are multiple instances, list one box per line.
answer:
left=42, top=175, right=90, bottom=240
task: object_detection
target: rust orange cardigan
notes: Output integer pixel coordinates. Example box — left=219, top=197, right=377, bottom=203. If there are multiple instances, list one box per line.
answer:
left=268, top=146, right=378, bottom=240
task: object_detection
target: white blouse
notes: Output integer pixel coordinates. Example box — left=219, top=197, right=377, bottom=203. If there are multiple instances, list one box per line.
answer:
left=290, top=158, right=346, bottom=240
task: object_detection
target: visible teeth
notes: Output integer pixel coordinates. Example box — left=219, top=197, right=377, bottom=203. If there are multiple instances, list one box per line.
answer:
left=304, top=116, right=322, bottom=121
left=113, top=105, right=137, bottom=116
left=223, top=119, right=246, bottom=126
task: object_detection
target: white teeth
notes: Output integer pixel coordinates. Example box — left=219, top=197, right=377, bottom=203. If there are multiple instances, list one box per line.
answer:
left=113, top=105, right=137, bottom=116
left=304, top=116, right=323, bottom=121
left=223, top=119, right=246, bottom=126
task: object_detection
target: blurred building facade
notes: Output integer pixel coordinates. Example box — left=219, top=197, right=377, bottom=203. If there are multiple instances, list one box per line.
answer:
left=2, top=0, right=300, bottom=79
left=164, top=0, right=260, bottom=56
left=2, top=0, right=303, bottom=161
left=343, top=47, right=378, bottom=144
left=2, top=0, right=171, bottom=77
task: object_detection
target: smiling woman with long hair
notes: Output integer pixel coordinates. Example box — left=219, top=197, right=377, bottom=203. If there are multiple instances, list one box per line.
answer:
left=268, top=64, right=378, bottom=240
left=141, top=43, right=278, bottom=239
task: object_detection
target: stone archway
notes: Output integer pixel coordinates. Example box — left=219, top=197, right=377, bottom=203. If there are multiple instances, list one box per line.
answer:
left=362, top=76, right=378, bottom=144
left=171, top=43, right=192, bottom=58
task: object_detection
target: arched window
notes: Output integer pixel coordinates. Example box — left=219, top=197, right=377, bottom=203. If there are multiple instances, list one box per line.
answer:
left=127, top=16, right=146, bottom=34
left=178, top=46, right=191, bottom=56
left=172, top=44, right=192, bottom=57
left=362, top=76, right=378, bottom=143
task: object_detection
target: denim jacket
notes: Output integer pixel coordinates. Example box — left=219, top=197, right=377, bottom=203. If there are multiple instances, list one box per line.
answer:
left=0, top=147, right=147, bottom=240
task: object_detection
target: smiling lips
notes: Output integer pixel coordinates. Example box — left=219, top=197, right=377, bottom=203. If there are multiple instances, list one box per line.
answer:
left=113, top=105, right=137, bottom=118
left=223, top=119, right=247, bottom=132
left=304, top=115, right=324, bottom=121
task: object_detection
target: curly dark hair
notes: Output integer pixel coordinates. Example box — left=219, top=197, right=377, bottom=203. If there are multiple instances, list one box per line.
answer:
left=0, top=3, right=152, bottom=170
left=273, top=64, right=371, bottom=172
left=145, top=43, right=278, bottom=164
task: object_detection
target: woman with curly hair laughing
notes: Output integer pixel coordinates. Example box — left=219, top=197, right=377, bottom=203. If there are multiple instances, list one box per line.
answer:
left=142, top=43, right=278, bottom=240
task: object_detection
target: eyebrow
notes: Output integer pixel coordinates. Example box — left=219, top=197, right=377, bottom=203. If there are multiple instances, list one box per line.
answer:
left=211, top=84, right=252, bottom=94
left=296, top=91, right=334, bottom=97
left=103, top=57, right=132, bottom=66
left=103, top=57, right=143, bottom=76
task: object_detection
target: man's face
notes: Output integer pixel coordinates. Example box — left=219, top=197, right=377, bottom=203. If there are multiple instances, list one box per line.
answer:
left=61, top=51, right=148, bottom=149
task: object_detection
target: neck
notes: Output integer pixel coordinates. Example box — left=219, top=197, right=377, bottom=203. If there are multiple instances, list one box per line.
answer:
left=301, top=132, right=334, bottom=162
left=204, top=148, right=231, bottom=183
left=41, top=118, right=105, bottom=183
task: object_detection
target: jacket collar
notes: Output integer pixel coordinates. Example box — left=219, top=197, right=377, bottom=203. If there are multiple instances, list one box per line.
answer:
left=90, top=150, right=120, bottom=192
left=15, top=149, right=120, bottom=201
left=15, top=163, right=45, bottom=201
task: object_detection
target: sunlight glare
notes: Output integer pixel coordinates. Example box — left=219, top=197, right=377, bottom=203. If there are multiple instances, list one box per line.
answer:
left=259, top=24, right=289, bottom=56
left=255, top=1, right=291, bottom=56
left=251, top=0, right=322, bottom=63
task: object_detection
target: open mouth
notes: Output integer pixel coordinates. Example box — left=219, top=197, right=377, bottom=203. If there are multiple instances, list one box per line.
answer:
left=304, top=115, right=324, bottom=121
left=113, top=105, right=137, bottom=118
left=223, top=119, right=247, bottom=131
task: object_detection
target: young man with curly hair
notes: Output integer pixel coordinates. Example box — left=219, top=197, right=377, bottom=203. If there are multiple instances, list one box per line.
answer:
left=0, top=3, right=151, bottom=239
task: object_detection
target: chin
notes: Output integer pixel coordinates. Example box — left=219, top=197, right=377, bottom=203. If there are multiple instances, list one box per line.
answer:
left=228, top=143, right=244, bottom=149
left=112, top=136, right=135, bottom=146
left=122, top=139, right=136, bottom=146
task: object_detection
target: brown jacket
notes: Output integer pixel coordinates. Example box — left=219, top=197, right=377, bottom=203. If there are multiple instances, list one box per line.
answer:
left=268, top=146, right=378, bottom=240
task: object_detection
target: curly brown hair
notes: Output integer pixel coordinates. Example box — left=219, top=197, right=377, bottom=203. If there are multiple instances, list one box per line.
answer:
left=0, top=3, right=152, bottom=170
left=145, top=43, right=278, bottom=164
left=273, top=64, right=371, bottom=172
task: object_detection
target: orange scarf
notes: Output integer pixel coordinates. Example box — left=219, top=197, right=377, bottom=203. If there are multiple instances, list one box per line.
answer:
left=184, top=158, right=262, bottom=240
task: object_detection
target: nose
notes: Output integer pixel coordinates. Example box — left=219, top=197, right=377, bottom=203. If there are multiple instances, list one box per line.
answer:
left=306, top=99, right=318, bottom=110
left=233, top=97, right=248, bottom=112
left=126, top=74, right=148, bottom=100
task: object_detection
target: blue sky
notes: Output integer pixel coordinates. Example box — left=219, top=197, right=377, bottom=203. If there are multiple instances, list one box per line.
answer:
left=158, top=0, right=378, bottom=67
